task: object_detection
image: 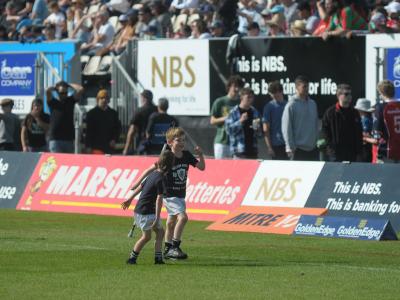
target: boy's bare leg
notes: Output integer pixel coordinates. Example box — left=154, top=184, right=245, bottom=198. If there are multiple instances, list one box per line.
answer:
left=165, top=215, right=177, bottom=243
left=134, top=230, right=152, bottom=253
left=127, top=230, right=151, bottom=264
left=173, top=212, right=188, bottom=241
left=154, top=227, right=165, bottom=253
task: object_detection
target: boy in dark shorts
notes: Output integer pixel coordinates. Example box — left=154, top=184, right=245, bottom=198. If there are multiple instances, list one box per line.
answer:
left=130, top=127, right=206, bottom=260
left=122, top=150, right=175, bottom=265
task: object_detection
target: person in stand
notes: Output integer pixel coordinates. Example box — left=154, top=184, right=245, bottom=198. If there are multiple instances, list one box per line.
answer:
left=0, top=98, right=21, bottom=151
left=46, top=81, right=84, bottom=153
left=145, top=97, right=178, bottom=155
left=123, top=89, right=157, bottom=155
left=85, top=89, right=121, bottom=154
left=21, top=98, right=50, bottom=152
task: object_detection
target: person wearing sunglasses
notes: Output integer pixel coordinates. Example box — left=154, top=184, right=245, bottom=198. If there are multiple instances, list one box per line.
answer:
left=321, top=83, right=363, bottom=162
left=46, top=81, right=84, bottom=153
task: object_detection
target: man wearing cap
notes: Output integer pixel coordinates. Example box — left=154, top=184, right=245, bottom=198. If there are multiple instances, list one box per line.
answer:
left=209, top=20, right=225, bottom=37
left=0, top=98, right=21, bottom=151
left=145, top=98, right=179, bottom=155
left=135, top=6, right=161, bottom=38
left=123, top=90, right=157, bottom=155
left=85, top=90, right=121, bottom=155
left=321, top=84, right=363, bottom=162
left=354, top=98, right=375, bottom=162
left=46, top=81, right=84, bottom=153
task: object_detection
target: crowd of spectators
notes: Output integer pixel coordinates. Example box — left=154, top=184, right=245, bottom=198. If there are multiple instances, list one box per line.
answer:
left=1, top=1, right=400, bottom=54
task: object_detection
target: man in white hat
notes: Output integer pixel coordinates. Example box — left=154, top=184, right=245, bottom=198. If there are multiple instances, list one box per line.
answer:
left=385, top=1, right=400, bottom=31
left=354, top=98, right=375, bottom=162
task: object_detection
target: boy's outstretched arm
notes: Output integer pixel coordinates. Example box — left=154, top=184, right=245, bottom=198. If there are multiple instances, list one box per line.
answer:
left=152, top=194, right=163, bottom=229
left=130, top=164, right=156, bottom=191
left=121, top=185, right=142, bottom=210
left=194, top=146, right=205, bottom=171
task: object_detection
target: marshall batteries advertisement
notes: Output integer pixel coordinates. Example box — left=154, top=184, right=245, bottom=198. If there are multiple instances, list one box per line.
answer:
left=16, top=153, right=259, bottom=221
left=209, top=36, right=365, bottom=116
left=0, top=53, right=36, bottom=114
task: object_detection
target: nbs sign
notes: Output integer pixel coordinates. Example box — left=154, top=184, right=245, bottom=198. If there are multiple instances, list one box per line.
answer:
left=138, top=40, right=210, bottom=116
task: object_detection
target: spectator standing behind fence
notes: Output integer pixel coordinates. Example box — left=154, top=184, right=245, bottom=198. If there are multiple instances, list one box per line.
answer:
left=354, top=98, right=375, bottom=162
left=0, top=99, right=21, bottom=151
left=282, top=75, right=319, bottom=161
left=262, top=81, right=288, bottom=160
left=373, top=80, right=400, bottom=163
left=210, top=75, right=244, bottom=159
left=321, top=84, right=363, bottom=162
left=21, top=98, right=49, bottom=152
left=123, top=90, right=157, bottom=155
left=85, top=90, right=121, bottom=155
left=225, top=87, right=261, bottom=159
left=145, top=98, right=178, bottom=155
left=46, top=81, right=84, bottom=153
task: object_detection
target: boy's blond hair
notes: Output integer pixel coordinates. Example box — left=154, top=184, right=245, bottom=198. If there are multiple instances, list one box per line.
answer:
left=377, top=80, right=395, bottom=98
left=166, top=127, right=185, bottom=142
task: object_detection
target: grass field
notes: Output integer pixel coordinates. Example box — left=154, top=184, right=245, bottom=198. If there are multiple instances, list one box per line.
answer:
left=1, top=210, right=400, bottom=300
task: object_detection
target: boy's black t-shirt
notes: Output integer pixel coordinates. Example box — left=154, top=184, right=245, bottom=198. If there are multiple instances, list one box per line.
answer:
left=165, top=150, right=198, bottom=198
left=134, top=170, right=166, bottom=215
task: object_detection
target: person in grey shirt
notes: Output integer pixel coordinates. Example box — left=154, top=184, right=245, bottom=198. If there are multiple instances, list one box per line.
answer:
left=282, top=75, right=319, bottom=161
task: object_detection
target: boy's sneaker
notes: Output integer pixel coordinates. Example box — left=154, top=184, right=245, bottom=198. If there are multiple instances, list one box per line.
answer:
left=165, top=247, right=188, bottom=260
left=126, top=257, right=137, bottom=265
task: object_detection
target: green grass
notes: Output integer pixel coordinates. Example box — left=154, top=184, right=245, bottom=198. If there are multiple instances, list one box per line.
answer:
left=1, top=210, right=400, bottom=300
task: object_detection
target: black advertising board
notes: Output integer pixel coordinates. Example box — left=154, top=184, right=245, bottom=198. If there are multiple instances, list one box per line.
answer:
left=209, top=36, right=366, bottom=116
left=0, top=151, right=41, bottom=209
left=306, top=162, right=400, bottom=232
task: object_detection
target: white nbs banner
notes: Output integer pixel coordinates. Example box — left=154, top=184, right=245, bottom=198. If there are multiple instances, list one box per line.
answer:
left=138, top=39, right=210, bottom=116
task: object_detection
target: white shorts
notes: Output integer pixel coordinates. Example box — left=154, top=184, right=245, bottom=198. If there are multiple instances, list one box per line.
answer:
left=214, top=143, right=232, bottom=159
left=134, top=213, right=162, bottom=231
left=163, top=197, right=186, bottom=216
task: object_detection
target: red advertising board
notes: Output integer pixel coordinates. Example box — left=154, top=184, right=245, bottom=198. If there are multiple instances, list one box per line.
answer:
left=207, top=206, right=327, bottom=235
left=16, top=154, right=259, bottom=221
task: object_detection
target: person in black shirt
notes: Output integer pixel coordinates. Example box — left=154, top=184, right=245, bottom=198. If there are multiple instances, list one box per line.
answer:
left=145, top=97, right=178, bottom=155
left=85, top=89, right=121, bottom=154
left=122, top=150, right=175, bottom=265
left=130, top=127, right=206, bottom=260
left=123, top=89, right=157, bottom=155
left=21, top=98, right=49, bottom=152
left=46, top=81, right=84, bottom=153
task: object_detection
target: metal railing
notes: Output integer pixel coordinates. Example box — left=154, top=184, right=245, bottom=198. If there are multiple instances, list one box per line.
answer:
left=111, top=52, right=141, bottom=136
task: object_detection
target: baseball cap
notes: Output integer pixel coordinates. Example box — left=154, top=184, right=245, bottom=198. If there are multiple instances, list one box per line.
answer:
left=119, top=14, right=128, bottom=22
left=270, top=5, right=284, bottom=14
left=210, top=20, right=223, bottom=29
